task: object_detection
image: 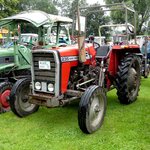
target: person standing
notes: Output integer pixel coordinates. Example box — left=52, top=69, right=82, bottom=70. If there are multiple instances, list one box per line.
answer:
left=147, top=38, right=150, bottom=62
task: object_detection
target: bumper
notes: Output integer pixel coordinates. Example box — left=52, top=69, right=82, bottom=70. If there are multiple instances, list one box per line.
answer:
left=29, top=93, right=61, bottom=107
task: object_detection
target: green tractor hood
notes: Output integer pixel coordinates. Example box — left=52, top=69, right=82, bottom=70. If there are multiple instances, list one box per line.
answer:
left=0, top=48, right=15, bottom=72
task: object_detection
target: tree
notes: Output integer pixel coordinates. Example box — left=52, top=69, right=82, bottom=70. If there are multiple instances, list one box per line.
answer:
left=65, top=0, right=87, bottom=36
left=63, top=0, right=111, bottom=37
left=53, top=0, right=72, bottom=16
left=69, top=0, right=87, bottom=18
left=18, top=0, right=58, bottom=14
left=104, top=0, right=150, bottom=35
left=0, top=0, right=20, bottom=19
left=85, top=4, right=111, bottom=36
left=71, top=1, right=111, bottom=37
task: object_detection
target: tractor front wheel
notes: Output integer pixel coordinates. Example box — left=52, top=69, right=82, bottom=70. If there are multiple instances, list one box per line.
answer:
left=0, top=82, right=13, bottom=113
left=9, top=78, right=39, bottom=117
left=116, top=55, right=141, bottom=104
left=78, top=85, right=107, bottom=134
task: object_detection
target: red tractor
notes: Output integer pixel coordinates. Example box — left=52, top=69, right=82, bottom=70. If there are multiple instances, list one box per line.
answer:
left=9, top=3, right=142, bottom=134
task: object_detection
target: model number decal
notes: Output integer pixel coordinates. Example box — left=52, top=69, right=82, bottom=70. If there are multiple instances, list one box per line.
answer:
left=61, top=56, right=78, bottom=62
left=61, top=53, right=92, bottom=62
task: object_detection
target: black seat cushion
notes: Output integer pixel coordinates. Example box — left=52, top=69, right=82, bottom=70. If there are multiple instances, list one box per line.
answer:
left=96, top=45, right=110, bottom=57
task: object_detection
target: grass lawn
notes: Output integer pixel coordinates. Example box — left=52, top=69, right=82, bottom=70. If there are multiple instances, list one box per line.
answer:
left=0, top=77, right=149, bottom=150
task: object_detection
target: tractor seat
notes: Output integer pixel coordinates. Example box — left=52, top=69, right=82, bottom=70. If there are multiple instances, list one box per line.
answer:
left=96, top=45, right=110, bottom=58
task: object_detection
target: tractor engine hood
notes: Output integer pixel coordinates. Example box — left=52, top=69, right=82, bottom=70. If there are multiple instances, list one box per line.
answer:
left=52, top=44, right=96, bottom=65
left=0, top=48, right=14, bottom=56
left=0, top=48, right=15, bottom=71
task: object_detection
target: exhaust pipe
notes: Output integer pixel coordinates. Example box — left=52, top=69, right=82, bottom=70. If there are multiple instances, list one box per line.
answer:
left=77, top=3, right=86, bottom=63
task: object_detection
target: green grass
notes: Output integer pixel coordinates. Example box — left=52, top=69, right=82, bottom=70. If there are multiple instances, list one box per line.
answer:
left=0, top=78, right=150, bottom=150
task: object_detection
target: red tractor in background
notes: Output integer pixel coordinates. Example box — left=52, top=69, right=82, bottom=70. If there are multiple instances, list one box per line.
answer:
left=9, top=3, right=142, bottom=134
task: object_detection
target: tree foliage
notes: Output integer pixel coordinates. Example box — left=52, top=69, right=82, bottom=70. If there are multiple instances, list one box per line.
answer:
left=70, top=1, right=110, bottom=37
left=104, top=0, right=150, bottom=34
left=0, top=0, right=20, bottom=19
left=85, top=4, right=111, bottom=36
left=0, top=0, right=58, bottom=19
left=53, top=0, right=72, bottom=16
left=69, top=0, right=87, bottom=18
left=18, top=0, right=58, bottom=14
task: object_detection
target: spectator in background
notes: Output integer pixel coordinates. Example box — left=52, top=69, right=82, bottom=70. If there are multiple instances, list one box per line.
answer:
left=141, top=36, right=150, bottom=64
left=88, top=35, right=95, bottom=43
left=147, top=38, right=150, bottom=61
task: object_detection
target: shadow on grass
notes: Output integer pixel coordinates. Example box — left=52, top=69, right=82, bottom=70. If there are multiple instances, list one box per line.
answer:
left=19, top=90, right=124, bottom=130
left=2, top=87, right=142, bottom=134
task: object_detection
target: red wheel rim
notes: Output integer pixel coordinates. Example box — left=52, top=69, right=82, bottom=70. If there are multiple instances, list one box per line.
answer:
left=0, top=90, right=11, bottom=108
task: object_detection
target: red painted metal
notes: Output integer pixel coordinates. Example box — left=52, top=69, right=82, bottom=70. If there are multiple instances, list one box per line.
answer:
left=108, top=44, right=141, bottom=77
left=0, top=90, right=11, bottom=108
left=52, top=43, right=140, bottom=92
left=55, top=44, right=96, bottom=93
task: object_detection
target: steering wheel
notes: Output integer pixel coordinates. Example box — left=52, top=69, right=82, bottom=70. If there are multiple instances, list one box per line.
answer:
left=58, top=43, right=67, bottom=47
left=127, top=26, right=134, bottom=34
left=23, top=41, right=35, bottom=46
left=93, top=42, right=100, bottom=50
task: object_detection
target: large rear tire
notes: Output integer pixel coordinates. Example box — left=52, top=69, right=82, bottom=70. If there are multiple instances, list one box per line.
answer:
left=116, top=54, right=141, bottom=104
left=9, top=78, right=39, bottom=117
left=78, top=85, right=107, bottom=134
left=0, top=82, right=13, bottom=113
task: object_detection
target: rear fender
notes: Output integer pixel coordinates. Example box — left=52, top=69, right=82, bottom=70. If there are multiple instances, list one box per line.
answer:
left=107, top=45, right=141, bottom=84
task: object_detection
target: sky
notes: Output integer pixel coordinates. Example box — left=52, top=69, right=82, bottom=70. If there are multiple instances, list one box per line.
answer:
left=86, top=0, right=105, bottom=5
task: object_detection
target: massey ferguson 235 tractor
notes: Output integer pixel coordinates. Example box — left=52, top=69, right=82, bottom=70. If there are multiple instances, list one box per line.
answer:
left=0, top=10, right=72, bottom=113
left=9, top=3, right=142, bottom=134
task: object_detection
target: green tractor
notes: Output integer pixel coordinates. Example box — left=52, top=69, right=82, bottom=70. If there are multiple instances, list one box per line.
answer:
left=0, top=10, right=72, bottom=113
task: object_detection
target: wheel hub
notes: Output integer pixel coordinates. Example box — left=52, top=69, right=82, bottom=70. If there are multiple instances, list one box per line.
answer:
left=0, top=90, right=10, bottom=108
left=94, top=105, right=100, bottom=113
left=89, top=95, right=104, bottom=127
left=22, top=95, right=29, bottom=103
left=128, top=67, right=137, bottom=91
left=19, top=88, right=36, bottom=111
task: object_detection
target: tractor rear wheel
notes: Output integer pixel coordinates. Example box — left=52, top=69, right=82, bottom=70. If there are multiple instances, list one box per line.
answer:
left=0, top=82, right=13, bottom=113
left=9, top=78, right=39, bottom=117
left=78, top=85, right=106, bottom=134
left=116, top=55, right=141, bottom=104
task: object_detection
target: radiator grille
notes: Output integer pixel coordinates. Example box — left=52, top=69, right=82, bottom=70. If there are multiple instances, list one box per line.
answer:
left=32, top=52, right=56, bottom=94
left=33, top=52, right=55, bottom=82
left=32, top=50, right=60, bottom=96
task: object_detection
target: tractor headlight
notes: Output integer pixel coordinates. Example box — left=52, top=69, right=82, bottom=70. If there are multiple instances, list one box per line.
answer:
left=35, top=82, right=41, bottom=90
left=47, top=83, right=54, bottom=92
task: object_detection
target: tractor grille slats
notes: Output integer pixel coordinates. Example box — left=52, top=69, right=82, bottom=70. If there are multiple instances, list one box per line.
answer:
left=34, top=76, right=55, bottom=82
left=33, top=53, right=55, bottom=82
left=33, top=56, right=54, bottom=61
left=34, top=71, right=55, bottom=77
left=34, top=67, right=55, bottom=72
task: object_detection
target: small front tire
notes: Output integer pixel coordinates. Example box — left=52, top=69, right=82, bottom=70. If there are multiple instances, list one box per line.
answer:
left=9, top=78, right=39, bottom=117
left=78, top=85, right=107, bottom=134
